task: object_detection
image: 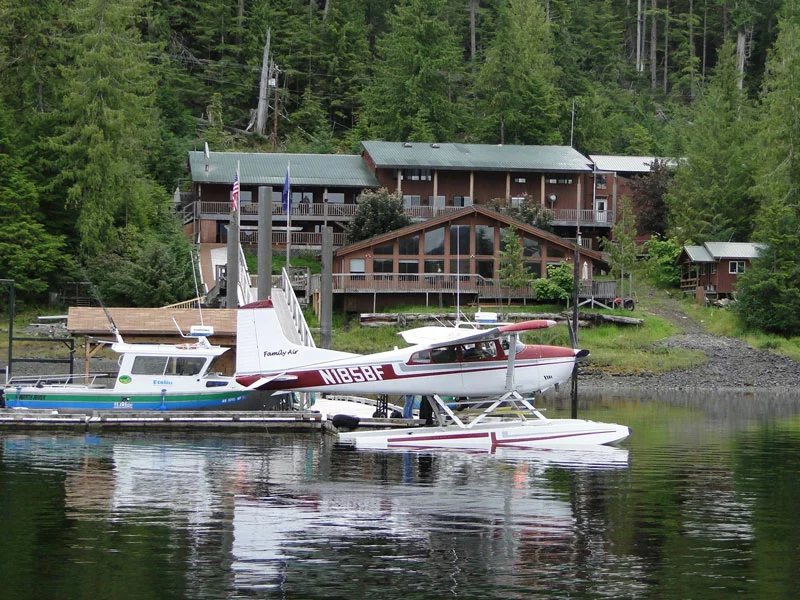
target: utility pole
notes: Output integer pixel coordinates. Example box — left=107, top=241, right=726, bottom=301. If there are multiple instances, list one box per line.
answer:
left=1, top=279, right=14, bottom=382
left=570, top=182, right=582, bottom=419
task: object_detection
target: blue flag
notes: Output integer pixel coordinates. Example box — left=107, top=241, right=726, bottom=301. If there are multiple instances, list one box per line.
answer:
left=282, top=163, right=291, bottom=213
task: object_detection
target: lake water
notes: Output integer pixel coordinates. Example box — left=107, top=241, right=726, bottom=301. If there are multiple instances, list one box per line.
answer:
left=2, top=390, right=800, bottom=600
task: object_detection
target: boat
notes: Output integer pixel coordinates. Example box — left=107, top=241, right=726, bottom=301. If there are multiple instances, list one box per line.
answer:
left=1, top=324, right=251, bottom=411
left=336, top=392, right=629, bottom=450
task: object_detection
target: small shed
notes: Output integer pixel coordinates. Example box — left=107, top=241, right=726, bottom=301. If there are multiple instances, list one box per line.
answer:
left=67, top=307, right=238, bottom=375
left=678, top=242, right=765, bottom=300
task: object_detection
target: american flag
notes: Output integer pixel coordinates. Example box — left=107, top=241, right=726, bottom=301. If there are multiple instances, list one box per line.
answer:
left=231, top=163, right=240, bottom=211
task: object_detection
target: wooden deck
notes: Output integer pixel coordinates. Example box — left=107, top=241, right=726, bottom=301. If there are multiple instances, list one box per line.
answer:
left=0, top=409, right=423, bottom=433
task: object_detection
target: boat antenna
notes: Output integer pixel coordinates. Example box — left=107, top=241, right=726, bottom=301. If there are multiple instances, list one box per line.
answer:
left=85, top=277, right=123, bottom=344
left=190, top=248, right=204, bottom=326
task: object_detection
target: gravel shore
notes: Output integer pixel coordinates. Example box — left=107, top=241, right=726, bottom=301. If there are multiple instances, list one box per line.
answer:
left=579, top=302, right=800, bottom=393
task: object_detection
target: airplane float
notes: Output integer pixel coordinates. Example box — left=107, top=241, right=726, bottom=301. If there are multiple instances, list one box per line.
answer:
left=235, top=301, right=630, bottom=450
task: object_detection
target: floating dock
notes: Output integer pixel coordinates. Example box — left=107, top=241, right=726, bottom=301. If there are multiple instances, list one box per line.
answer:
left=0, top=409, right=423, bottom=434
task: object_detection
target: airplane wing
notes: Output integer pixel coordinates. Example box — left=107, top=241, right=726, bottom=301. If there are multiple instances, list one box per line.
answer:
left=399, top=319, right=558, bottom=348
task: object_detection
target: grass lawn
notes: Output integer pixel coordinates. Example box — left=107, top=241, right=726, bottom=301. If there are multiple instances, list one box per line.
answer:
left=305, top=295, right=707, bottom=376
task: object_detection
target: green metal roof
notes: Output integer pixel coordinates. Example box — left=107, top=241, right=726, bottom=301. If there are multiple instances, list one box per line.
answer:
left=188, top=151, right=380, bottom=188
left=703, top=242, right=765, bottom=259
left=361, top=141, right=592, bottom=172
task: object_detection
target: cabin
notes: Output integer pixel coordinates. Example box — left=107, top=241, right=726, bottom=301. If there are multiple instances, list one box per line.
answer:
left=678, top=242, right=765, bottom=300
left=328, top=205, right=608, bottom=312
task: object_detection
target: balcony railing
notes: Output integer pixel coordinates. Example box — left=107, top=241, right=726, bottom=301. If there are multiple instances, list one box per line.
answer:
left=404, top=205, right=466, bottom=220
left=199, top=201, right=357, bottom=219
left=238, top=229, right=347, bottom=248
left=313, top=273, right=536, bottom=298
left=193, top=201, right=615, bottom=228
left=543, top=208, right=615, bottom=227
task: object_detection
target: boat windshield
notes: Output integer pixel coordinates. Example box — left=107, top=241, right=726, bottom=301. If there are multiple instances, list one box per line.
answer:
left=131, top=356, right=207, bottom=376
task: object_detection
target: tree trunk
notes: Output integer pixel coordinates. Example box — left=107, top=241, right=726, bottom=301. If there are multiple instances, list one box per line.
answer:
left=663, top=0, right=669, bottom=95
left=689, top=0, right=695, bottom=99
left=650, top=0, right=658, bottom=91
left=470, top=0, right=478, bottom=61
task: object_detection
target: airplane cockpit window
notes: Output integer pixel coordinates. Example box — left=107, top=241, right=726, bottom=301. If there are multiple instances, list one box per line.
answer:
left=410, top=349, right=432, bottom=364
left=462, top=341, right=498, bottom=361
left=430, top=347, right=458, bottom=363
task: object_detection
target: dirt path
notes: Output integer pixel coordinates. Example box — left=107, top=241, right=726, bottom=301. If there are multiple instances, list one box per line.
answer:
left=582, top=295, right=800, bottom=392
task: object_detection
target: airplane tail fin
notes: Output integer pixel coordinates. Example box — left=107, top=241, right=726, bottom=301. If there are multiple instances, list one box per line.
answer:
left=236, top=301, right=356, bottom=374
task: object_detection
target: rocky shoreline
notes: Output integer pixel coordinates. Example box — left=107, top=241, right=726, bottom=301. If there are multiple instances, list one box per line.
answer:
left=578, top=304, right=800, bottom=393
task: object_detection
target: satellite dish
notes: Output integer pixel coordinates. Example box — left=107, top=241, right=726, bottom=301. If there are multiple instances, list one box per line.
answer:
left=547, top=194, right=557, bottom=203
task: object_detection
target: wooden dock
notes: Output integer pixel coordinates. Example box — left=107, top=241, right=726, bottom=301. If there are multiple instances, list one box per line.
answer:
left=0, top=409, right=422, bottom=434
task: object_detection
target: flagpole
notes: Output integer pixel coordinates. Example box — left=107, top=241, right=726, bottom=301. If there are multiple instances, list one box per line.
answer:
left=284, top=161, right=292, bottom=268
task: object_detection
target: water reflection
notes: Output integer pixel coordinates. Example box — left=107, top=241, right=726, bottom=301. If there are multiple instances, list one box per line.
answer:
left=3, top=390, right=800, bottom=599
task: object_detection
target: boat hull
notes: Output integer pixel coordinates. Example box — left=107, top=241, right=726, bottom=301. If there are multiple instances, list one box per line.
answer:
left=337, top=418, right=630, bottom=450
left=2, top=387, right=250, bottom=411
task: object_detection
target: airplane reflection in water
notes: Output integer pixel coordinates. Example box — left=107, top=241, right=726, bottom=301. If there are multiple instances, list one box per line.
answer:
left=18, top=435, right=631, bottom=591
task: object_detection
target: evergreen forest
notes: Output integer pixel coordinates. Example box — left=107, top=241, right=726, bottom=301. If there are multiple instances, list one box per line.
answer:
left=1, top=0, right=799, bottom=335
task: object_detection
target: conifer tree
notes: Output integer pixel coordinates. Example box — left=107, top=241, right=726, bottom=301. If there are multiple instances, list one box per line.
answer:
left=665, top=40, right=756, bottom=243
left=49, top=0, right=168, bottom=256
left=736, top=4, right=800, bottom=336
left=359, top=0, right=465, bottom=141
left=474, top=0, right=563, bottom=144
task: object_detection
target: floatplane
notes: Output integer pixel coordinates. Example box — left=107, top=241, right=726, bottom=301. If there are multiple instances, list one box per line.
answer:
left=235, top=301, right=629, bottom=450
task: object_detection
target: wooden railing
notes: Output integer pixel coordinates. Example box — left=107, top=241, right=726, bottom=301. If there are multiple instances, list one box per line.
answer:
left=543, top=208, right=615, bottom=227
left=194, top=201, right=615, bottom=228
left=319, top=273, right=536, bottom=299
left=239, top=229, right=347, bottom=248
left=199, top=201, right=357, bottom=219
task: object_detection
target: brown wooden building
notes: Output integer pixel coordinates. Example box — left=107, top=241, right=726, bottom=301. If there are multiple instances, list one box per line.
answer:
left=331, top=205, right=608, bottom=312
left=678, top=242, right=765, bottom=300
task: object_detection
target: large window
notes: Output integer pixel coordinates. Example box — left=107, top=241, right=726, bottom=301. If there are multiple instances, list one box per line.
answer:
left=476, top=260, right=494, bottom=280
left=424, top=228, right=445, bottom=255
left=424, top=259, right=444, bottom=274
left=350, top=258, right=365, bottom=281
left=326, top=192, right=344, bottom=203
left=475, top=225, right=495, bottom=255
left=729, top=261, right=745, bottom=274
left=399, top=234, right=419, bottom=255
left=522, top=237, right=541, bottom=257
left=450, top=225, right=470, bottom=255
left=399, top=260, right=419, bottom=281
left=524, top=262, right=542, bottom=278
left=374, top=242, right=394, bottom=255
left=449, top=258, right=470, bottom=280
left=373, top=258, right=393, bottom=281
